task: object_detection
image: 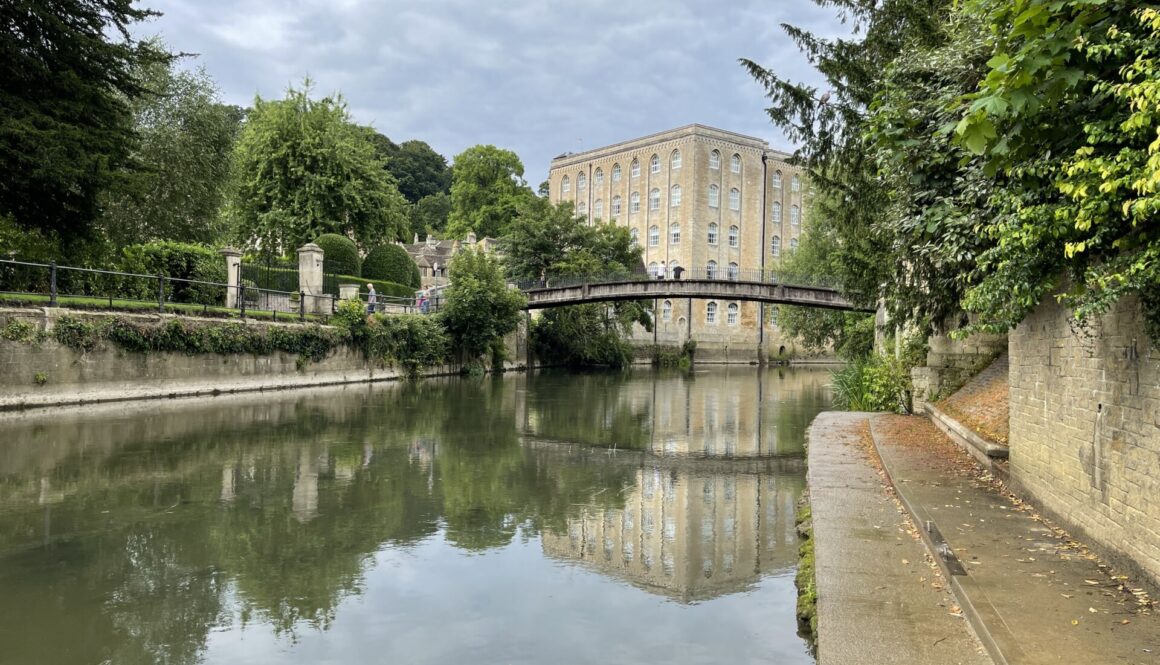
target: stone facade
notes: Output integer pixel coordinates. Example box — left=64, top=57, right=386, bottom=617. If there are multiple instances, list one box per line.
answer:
left=548, top=124, right=810, bottom=359
left=1008, top=296, right=1160, bottom=587
left=401, top=232, right=499, bottom=289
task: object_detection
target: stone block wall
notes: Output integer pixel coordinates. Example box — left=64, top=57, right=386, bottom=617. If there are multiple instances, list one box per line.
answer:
left=1009, top=295, right=1160, bottom=587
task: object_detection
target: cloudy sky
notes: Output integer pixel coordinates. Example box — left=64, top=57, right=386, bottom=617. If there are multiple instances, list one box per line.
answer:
left=144, top=0, right=850, bottom=182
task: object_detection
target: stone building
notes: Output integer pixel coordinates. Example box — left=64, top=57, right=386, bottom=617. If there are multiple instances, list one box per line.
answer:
left=401, top=232, right=499, bottom=289
left=547, top=124, right=809, bottom=360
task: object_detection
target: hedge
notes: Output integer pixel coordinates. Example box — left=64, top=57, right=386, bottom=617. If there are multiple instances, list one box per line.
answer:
left=361, top=244, right=420, bottom=288
left=333, top=275, right=414, bottom=301
left=315, top=233, right=361, bottom=277
left=119, top=242, right=227, bottom=306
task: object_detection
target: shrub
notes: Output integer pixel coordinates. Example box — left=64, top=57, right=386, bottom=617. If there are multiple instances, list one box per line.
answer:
left=361, top=244, right=420, bottom=288
left=315, top=233, right=361, bottom=277
left=333, top=276, right=414, bottom=302
left=119, top=241, right=227, bottom=305
left=830, top=354, right=911, bottom=413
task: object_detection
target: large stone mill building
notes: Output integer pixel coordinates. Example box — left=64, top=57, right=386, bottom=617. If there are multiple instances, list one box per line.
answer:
left=547, top=124, right=809, bottom=360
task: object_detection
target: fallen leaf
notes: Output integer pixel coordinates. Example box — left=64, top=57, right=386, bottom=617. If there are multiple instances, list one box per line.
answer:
left=1121, top=619, right=1131, bottom=625
left=1061, top=593, right=1074, bottom=599
left=1071, top=619, right=1079, bottom=626
left=1084, top=580, right=1100, bottom=586
left=1088, top=607, right=1098, bottom=613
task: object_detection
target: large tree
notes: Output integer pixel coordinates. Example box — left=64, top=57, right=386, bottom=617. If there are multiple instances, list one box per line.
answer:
left=228, top=82, right=408, bottom=253
left=440, top=247, right=527, bottom=364
left=99, top=48, right=243, bottom=247
left=0, top=0, right=172, bottom=249
left=446, top=144, right=533, bottom=239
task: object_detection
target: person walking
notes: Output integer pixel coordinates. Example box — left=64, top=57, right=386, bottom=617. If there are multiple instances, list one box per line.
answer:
left=366, top=283, right=377, bottom=315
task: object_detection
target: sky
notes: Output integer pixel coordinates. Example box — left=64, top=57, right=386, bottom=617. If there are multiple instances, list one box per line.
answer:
left=144, top=0, right=851, bottom=183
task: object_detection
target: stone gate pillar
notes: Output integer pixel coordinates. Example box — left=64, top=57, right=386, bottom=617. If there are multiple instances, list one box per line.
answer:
left=220, top=247, right=242, bottom=308
left=297, top=243, right=325, bottom=314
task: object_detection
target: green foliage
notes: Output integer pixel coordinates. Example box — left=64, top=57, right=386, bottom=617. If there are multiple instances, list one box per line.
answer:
left=836, top=316, right=875, bottom=360
left=795, top=500, right=818, bottom=647
left=33, top=371, right=47, bottom=385
left=0, top=0, right=172, bottom=245
left=119, top=241, right=227, bottom=305
left=227, top=81, right=408, bottom=253
left=314, top=234, right=361, bottom=277
left=409, top=192, right=451, bottom=239
left=361, top=244, right=420, bottom=288
left=830, top=354, right=912, bottom=413
left=333, top=275, right=414, bottom=301
left=446, top=145, right=534, bottom=239
left=651, top=339, right=697, bottom=369
left=52, top=316, right=102, bottom=352
left=331, top=299, right=448, bottom=376
left=2, top=318, right=41, bottom=343
left=532, top=304, right=639, bottom=369
left=441, top=248, right=526, bottom=361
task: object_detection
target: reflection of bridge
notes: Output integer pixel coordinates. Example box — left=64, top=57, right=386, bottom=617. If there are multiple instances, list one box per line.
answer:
left=521, top=272, right=871, bottom=312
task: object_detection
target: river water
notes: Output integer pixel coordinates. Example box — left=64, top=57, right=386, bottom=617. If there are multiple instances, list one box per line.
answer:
left=0, top=366, right=830, bottom=665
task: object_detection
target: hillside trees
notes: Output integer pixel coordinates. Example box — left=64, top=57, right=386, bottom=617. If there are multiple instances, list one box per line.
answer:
left=446, top=145, right=534, bottom=239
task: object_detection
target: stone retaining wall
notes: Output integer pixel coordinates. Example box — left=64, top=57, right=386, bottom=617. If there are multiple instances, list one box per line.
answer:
left=1009, top=295, right=1160, bottom=587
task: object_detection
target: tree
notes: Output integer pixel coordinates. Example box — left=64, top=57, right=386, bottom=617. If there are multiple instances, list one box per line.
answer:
left=408, top=192, right=451, bottom=239
left=228, top=82, right=408, bottom=254
left=99, top=48, right=242, bottom=247
left=446, top=145, right=533, bottom=239
left=440, top=248, right=527, bottom=363
left=314, top=233, right=361, bottom=276
left=363, top=131, right=451, bottom=204
left=0, top=0, right=172, bottom=250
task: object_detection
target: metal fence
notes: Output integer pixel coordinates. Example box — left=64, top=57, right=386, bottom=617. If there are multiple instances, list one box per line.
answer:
left=516, top=266, right=841, bottom=291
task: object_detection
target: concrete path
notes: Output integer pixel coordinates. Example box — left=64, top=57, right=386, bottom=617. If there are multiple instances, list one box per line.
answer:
left=807, top=412, right=991, bottom=665
left=870, top=414, right=1160, bottom=665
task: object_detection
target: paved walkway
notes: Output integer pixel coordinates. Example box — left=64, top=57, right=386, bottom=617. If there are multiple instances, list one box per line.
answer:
left=870, top=414, right=1159, bottom=665
left=937, top=353, right=1010, bottom=444
left=807, top=412, right=991, bottom=665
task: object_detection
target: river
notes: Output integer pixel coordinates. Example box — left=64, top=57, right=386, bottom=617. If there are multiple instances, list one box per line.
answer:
left=0, top=366, right=831, bottom=665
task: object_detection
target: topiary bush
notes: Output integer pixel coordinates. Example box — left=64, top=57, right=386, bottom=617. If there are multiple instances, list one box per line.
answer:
left=361, top=244, right=420, bottom=288
left=315, top=233, right=361, bottom=277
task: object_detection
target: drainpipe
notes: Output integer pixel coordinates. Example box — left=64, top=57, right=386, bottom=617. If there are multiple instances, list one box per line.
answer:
left=758, top=153, right=769, bottom=363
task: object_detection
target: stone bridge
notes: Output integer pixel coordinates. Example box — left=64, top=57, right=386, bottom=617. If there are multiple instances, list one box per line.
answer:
left=522, top=278, right=871, bottom=312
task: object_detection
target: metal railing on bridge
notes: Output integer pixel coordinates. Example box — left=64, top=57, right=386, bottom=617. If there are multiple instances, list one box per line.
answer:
left=516, top=266, right=841, bottom=291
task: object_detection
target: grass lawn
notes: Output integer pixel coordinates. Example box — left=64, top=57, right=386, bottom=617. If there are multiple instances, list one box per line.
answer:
left=0, top=293, right=328, bottom=323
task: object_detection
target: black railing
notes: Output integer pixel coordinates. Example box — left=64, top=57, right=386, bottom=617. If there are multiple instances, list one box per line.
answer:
left=516, top=267, right=841, bottom=291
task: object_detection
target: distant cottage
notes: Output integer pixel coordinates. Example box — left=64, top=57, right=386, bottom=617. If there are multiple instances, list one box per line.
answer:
left=401, top=232, right=499, bottom=288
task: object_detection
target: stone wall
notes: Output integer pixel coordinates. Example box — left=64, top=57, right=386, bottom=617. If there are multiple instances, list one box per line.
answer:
left=1008, top=295, right=1160, bottom=587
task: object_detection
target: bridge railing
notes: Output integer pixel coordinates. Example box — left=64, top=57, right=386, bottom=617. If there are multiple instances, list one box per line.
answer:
left=516, top=267, right=841, bottom=291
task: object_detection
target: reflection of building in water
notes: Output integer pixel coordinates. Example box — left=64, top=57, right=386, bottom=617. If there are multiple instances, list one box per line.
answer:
left=541, top=465, right=802, bottom=602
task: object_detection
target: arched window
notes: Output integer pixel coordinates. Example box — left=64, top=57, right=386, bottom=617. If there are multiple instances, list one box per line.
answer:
left=727, top=303, right=739, bottom=325
left=594, top=199, right=603, bottom=218
left=790, top=205, right=800, bottom=226
left=708, top=184, right=719, bottom=208
left=631, top=158, right=640, bottom=178
left=577, top=201, right=587, bottom=215
left=612, top=195, right=622, bottom=217
left=790, top=237, right=799, bottom=252
left=650, top=154, right=660, bottom=174
left=671, top=149, right=682, bottom=169
left=561, top=176, right=570, bottom=193
left=730, top=154, right=741, bottom=173
left=772, top=171, right=782, bottom=188
left=594, top=167, right=604, bottom=185
left=728, top=225, right=739, bottom=248
left=706, top=301, right=718, bottom=324
left=728, top=262, right=739, bottom=280
left=670, top=184, right=681, bottom=207
left=630, top=227, right=639, bottom=245
left=772, top=201, right=782, bottom=222
left=612, top=163, right=622, bottom=182
left=648, top=225, right=659, bottom=247
left=577, top=172, right=587, bottom=191
left=707, top=222, right=719, bottom=245
left=729, top=188, right=740, bottom=211
left=791, top=174, right=801, bottom=192
left=662, top=300, right=673, bottom=322
left=649, top=261, right=660, bottom=278
left=669, top=222, right=681, bottom=244
left=630, top=191, right=641, bottom=213
left=709, top=150, right=721, bottom=170
left=706, top=260, right=718, bottom=279
left=649, top=188, right=660, bottom=211
left=771, top=235, right=781, bottom=257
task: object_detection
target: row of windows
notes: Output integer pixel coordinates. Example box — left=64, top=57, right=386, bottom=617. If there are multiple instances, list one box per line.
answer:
left=576, top=190, right=801, bottom=222
left=660, top=300, right=742, bottom=325
left=627, top=224, right=800, bottom=253
left=562, top=161, right=800, bottom=195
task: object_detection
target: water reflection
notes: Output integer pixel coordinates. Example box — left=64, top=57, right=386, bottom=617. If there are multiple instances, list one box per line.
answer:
left=0, top=367, right=830, bottom=665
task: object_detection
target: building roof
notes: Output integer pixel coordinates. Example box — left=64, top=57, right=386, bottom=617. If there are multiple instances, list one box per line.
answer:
left=548, top=124, right=796, bottom=170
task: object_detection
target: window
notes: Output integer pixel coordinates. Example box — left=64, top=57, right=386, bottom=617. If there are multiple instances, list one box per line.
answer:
left=649, top=261, right=660, bottom=278
left=772, top=201, right=782, bottom=222
left=707, top=260, right=718, bottom=279
left=792, top=174, right=801, bottom=192
left=728, top=225, right=739, bottom=248
left=630, top=191, right=641, bottom=213
left=728, top=262, right=739, bottom=280
left=790, top=205, right=800, bottom=226
left=662, top=300, right=672, bottom=321
left=671, top=149, right=681, bottom=169
left=670, top=184, right=681, bottom=207
left=612, top=195, right=622, bottom=217
left=594, top=199, right=603, bottom=218
left=577, top=201, right=587, bottom=215
left=577, top=172, right=586, bottom=191
left=561, top=176, right=570, bottom=193
left=772, top=171, right=782, bottom=188
left=729, top=188, right=740, bottom=211
left=631, top=158, right=640, bottom=178
left=707, top=222, right=719, bottom=245
left=630, top=228, right=639, bottom=245
left=648, top=225, right=659, bottom=247
left=650, top=154, right=660, bottom=174
left=612, top=163, right=621, bottom=182
left=769, top=306, right=778, bottom=326
left=706, top=301, right=718, bottom=324
left=790, top=237, right=799, bottom=252
left=727, top=303, right=739, bottom=325
left=730, top=154, right=741, bottom=173
left=649, top=188, right=660, bottom=211
left=594, top=167, right=604, bottom=185
left=710, top=150, right=721, bottom=170
left=708, top=184, right=719, bottom=208
left=669, top=222, right=680, bottom=245
left=771, top=235, right=781, bottom=257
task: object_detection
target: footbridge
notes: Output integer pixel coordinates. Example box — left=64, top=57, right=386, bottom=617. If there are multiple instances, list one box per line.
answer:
left=520, top=270, right=871, bottom=312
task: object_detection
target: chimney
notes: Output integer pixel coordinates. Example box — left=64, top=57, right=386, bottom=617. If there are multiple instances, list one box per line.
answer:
left=466, top=232, right=477, bottom=245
